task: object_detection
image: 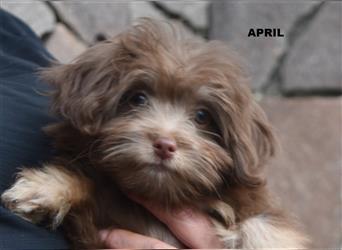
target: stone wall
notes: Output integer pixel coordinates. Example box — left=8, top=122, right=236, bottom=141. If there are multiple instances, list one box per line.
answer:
left=211, top=2, right=341, bottom=95
left=2, top=0, right=341, bottom=248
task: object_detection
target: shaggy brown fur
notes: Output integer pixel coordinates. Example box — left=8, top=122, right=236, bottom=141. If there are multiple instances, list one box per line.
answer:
left=1, top=19, right=309, bottom=248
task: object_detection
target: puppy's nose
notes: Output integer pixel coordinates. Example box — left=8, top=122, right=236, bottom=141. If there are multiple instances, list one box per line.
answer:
left=153, top=137, right=177, bottom=160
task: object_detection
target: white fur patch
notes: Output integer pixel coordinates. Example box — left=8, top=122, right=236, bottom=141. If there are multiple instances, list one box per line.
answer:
left=240, top=215, right=308, bottom=249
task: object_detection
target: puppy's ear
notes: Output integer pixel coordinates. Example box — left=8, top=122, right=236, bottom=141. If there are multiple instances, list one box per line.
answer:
left=40, top=40, right=132, bottom=134
left=229, top=99, right=276, bottom=187
left=40, top=20, right=166, bottom=134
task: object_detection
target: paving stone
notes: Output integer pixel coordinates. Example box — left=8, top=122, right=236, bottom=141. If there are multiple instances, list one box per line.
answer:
left=130, top=1, right=202, bottom=40
left=282, top=2, right=342, bottom=93
left=51, top=2, right=130, bottom=44
left=158, top=1, right=209, bottom=29
left=260, top=97, right=341, bottom=248
left=130, top=1, right=165, bottom=21
left=44, top=24, right=87, bottom=63
left=209, top=2, right=319, bottom=91
left=1, top=0, right=55, bottom=37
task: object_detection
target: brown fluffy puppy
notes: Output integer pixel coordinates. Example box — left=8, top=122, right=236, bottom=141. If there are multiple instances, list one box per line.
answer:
left=2, top=19, right=309, bottom=248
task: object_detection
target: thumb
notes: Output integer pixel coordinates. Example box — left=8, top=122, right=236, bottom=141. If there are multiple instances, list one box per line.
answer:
left=99, top=228, right=176, bottom=249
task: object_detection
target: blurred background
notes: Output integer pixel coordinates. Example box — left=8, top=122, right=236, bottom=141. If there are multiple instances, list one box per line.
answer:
left=2, top=0, right=341, bottom=248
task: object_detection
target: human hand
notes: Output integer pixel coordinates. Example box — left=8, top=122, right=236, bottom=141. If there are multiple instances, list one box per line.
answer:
left=99, top=197, right=222, bottom=249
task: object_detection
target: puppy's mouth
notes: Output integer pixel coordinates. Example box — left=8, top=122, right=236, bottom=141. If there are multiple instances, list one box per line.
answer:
left=150, top=161, right=174, bottom=173
left=151, top=162, right=167, bottom=170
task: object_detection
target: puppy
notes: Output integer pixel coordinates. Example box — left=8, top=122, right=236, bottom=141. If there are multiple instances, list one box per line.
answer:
left=1, top=19, right=309, bottom=248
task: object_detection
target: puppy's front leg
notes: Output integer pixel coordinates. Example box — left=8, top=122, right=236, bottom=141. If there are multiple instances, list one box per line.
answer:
left=1, top=165, right=91, bottom=228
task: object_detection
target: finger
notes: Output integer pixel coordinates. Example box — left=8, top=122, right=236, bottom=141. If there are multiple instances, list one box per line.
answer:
left=161, top=208, right=223, bottom=249
left=99, top=229, right=177, bottom=249
left=129, top=196, right=222, bottom=248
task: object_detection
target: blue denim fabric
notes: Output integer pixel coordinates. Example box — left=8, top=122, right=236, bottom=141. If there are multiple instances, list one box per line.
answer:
left=0, top=9, right=69, bottom=249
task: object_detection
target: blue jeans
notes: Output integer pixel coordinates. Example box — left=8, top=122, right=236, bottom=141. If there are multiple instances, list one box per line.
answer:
left=0, top=9, right=69, bottom=249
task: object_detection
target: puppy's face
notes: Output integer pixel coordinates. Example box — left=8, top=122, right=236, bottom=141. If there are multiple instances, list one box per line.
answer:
left=99, top=65, right=234, bottom=206
left=43, top=20, right=275, bottom=207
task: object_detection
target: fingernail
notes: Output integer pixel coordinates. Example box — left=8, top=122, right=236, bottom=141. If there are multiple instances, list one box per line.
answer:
left=176, top=207, right=194, bottom=217
left=98, top=229, right=109, bottom=241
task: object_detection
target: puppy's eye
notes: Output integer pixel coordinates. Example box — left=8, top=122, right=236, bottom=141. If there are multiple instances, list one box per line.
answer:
left=195, top=109, right=212, bottom=125
left=129, top=92, right=148, bottom=106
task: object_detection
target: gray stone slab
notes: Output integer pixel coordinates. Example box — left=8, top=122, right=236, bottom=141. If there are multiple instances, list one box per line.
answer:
left=51, top=2, right=130, bottom=44
left=1, top=0, right=55, bottom=36
left=130, top=1, right=165, bottom=21
left=130, top=1, right=202, bottom=40
left=282, top=2, right=342, bottom=93
left=261, top=97, right=341, bottom=248
left=158, top=1, right=209, bottom=29
left=210, top=2, right=318, bottom=91
left=45, top=24, right=87, bottom=63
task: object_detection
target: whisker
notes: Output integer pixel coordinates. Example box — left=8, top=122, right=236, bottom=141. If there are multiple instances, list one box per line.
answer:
left=65, top=138, right=104, bottom=166
left=197, top=128, right=222, bottom=140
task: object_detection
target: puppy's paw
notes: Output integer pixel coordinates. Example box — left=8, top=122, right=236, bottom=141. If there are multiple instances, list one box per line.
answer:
left=1, top=168, right=71, bottom=229
left=208, top=200, right=242, bottom=248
